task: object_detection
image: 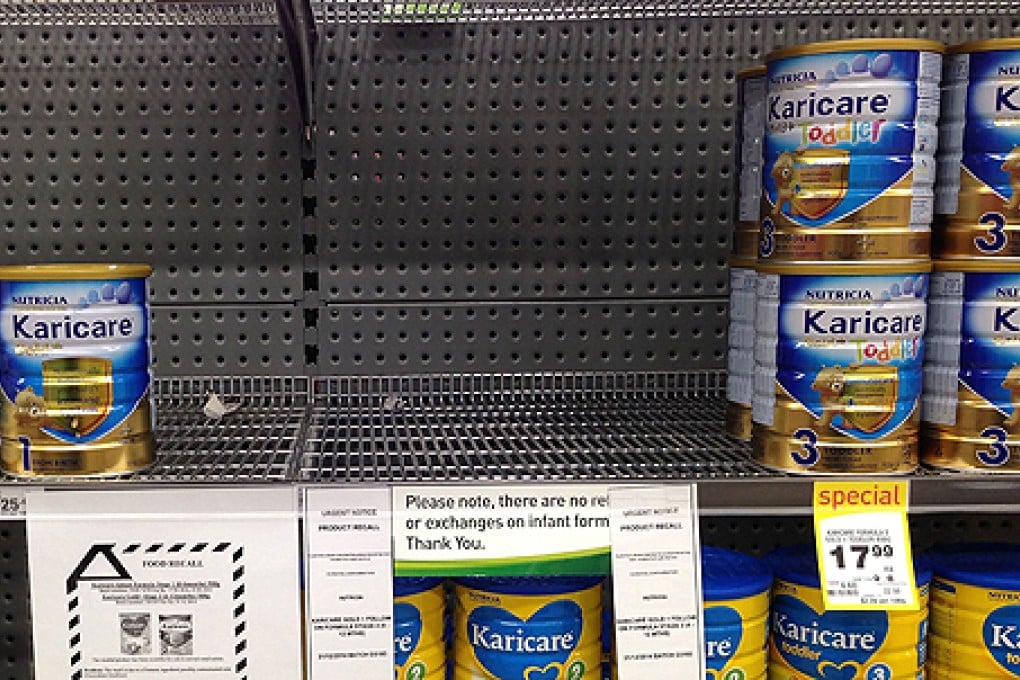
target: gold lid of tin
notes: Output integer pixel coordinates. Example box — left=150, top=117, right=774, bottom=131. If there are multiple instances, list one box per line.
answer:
left=0, top=263, right=153, bottom=280
left=949, top=38, right=1020, bottom=55
left=933, top=258, right=1020, bottom=272
left=767, top=38, right=946, bottom=63
left=757, top=260, right=932, bottom=276
left=737, top=65, right=767, bottom=79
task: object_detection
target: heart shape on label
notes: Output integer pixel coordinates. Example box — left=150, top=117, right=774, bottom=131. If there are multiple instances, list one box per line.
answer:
left=703, top=605, right=743, bottom=673
left=772, top=594, right=888, bottom=678
left=983, top=605, right=1020, bottom=675
left=467, top=600, right=583, bottom=680
left=524, top=663, right=562, bottom=680
left=818, top=661, right=860, bottom=680
left=393, top=602, right=423, bottom=668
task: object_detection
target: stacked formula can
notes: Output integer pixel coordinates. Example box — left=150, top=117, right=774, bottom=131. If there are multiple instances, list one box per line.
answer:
left=726, top=66, right=768, bottom=440
left=749, top=38, right=944, bottom=474
left=924, top=39, right=1020, bottom=472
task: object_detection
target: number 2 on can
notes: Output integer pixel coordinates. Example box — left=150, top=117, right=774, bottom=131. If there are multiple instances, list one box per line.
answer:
left=975, top=212, right=1008, bottom=253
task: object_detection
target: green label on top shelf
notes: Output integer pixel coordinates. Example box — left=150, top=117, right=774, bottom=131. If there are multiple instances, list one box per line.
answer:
left=392, top=484, right=611, bottom=576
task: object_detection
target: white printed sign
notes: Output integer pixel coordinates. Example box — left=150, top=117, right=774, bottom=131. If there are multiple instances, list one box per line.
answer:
left=304, top=487, right=394, bottom=680
left=393, top=484, right=611, bottom=575
left=610, top=485, right=703, bottom=680
left=27, top=488, right=303, bottom=680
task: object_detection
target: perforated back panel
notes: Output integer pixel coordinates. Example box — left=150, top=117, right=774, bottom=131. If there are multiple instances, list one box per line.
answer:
left=0, top=523, right=29, bottom=680
left=313, top=13, right=1020, bottom=374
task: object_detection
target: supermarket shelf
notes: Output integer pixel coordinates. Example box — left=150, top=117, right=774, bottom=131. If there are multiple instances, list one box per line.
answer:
left=2, top=373, right=1020, bottom=514
left=7, top=377, right=309, bottom=484
left=299, top=371, right=767, bottom=483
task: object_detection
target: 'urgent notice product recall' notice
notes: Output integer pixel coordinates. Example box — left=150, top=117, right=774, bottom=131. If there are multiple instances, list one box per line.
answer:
left=27, top=488, right=303, bottom=680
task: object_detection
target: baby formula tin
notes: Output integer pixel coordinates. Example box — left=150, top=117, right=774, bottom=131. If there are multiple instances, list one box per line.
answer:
left=765, top=544, right=931, bottom=680
left=726, top=257, right=758, bottom=440
left=922, top=260, right=1020, bottom=472
left=752, top=262, right=930, bottom=474
left=936, top=39, right=1020, bottom=259
left=735, top=66, right=768, bottom=260
left=761, top=39, right=943, bottom=263
left=453, top=576, right=602, bottom=680
left=0, top=264, right=154, bottom=476
left=928, top=543, right=1020, bottom=679
left=703, top=546, right=772, bottom=680
left=394, top=577, right=447, bottom=680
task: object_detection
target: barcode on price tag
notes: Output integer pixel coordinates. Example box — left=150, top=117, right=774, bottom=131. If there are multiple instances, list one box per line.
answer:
left=813, top=481, right=918, bottom=611
left=0, top=486, right=27, bottom=519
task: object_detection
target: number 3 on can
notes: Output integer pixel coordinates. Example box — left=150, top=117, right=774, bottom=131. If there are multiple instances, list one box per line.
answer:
left=975, top=212, right=1007, bottom=253
left=759, top=217, right=776, bottom=258
left=791, top=428, right=820, bottom=467
left=977, top=426, right=1010, bottom=466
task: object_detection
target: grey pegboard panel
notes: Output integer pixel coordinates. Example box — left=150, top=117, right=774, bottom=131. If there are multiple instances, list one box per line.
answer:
left=0, top=522, right=29, bottom=680
left=0, top=22, right=303, bottom=305
left=314, top=1, right=1020, bottom=22
left=315, top=20, right=733, bottom=305
left=318, top=300, right=727, bottom=373
left=151, top=305, right=305, bottom=375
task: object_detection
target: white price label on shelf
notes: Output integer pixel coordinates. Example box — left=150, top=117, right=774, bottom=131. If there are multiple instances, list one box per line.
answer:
left=814, top=481, right=918, bottom=611
left=0, top=486, right=28, bottom=518
left=27, top=488, right=303, bottom=680
left=304, top=487, right=393, bottom=680
left=610, top=484, right=703, bottom=679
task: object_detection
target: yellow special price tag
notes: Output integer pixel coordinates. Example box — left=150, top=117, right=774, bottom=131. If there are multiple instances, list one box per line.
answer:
left=813, top=481, right=918, bottom=612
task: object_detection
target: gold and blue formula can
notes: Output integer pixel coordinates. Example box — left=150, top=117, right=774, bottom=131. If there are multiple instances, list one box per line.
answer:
left=0, top=264, right=155, bottom=476
left=703, top=546, right=772, bottom=680
left=394, top=577, right=447, bottom=680
left=735, top=65, right=768, bottom=260
left=751, top=262, right=930, bottom=474
left=760, top=39, right=943, bottom=263
left=922, top=260, right=1020, bottom=471
left=764, top=544, right=931, bottom=680
left=726, top=257, right=758, bottom=440
left=453, top=576, right=602, bottom=680
left=935, top=39, right=1020, bottom=259
left=928, top=542, right=1020, bottom=678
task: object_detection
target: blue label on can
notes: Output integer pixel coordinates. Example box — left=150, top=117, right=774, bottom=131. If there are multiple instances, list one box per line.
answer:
left=766, top=49, right=939, bottom=226
left=0, top=278, right=150, bottom=444
left=769, top=272, right=927, bottom=440
left=959, top=272, right=1020, bottom=419
left=961, top=52, right=1020, bottom=212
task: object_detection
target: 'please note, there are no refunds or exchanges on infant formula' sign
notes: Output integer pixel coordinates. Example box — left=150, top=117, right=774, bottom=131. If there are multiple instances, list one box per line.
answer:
left=392, top=485, right=613, bottom=576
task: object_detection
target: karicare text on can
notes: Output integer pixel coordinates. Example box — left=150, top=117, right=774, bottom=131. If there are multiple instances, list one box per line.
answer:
left=752, top=262, right=930, bottom=474
left=923, top=259, right=1020, bottom=472
left=0, top=264, right=155, bottom=476
left=765, top=544, right=931, bottom=680
left=928, top=543, right=1020, bottom=679
left=453, top=577, right=602, bottom=680
left=394, top=577, right=447, bottom=680
left=936, top=39, right=1020, bottom=259
left=762, top=39, right=943, bottom=263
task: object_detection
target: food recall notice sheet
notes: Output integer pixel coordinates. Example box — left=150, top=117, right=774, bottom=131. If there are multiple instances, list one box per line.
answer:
left=27, top=488, right=303, bottom=680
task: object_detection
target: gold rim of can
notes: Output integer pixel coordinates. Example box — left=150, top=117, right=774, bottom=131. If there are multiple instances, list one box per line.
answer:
left=729, top=256, right=757, bottom=268
left=933, top=258, right=1020, bottom=272
left=767, top=38, right=946, bottom=63
left=756, top=260, right=932, bottom=275
left=737, top=65, right=767, bottom=79
left=949, top=37, right=1020, bottom=54
left=0, top=263, right=153, bottom=280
